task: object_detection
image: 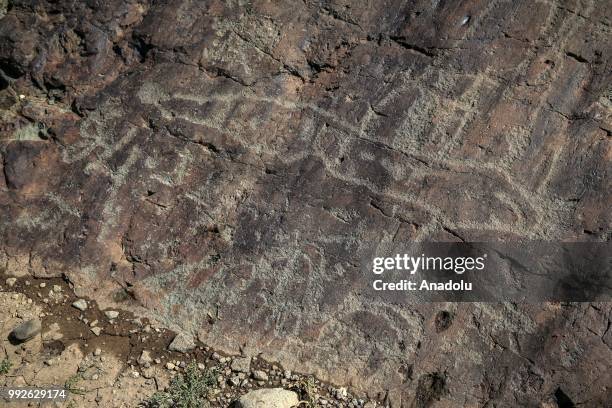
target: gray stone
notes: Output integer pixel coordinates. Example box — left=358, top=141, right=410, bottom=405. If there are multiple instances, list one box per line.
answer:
left=5, top=278, right=16, bottom=287
left=231, top=388, right=299, bottom=408
left=104, top=310, right=119, bottom=319
left=11, top=319, right=41, bottom=341
left=168, top=332, right=195, bottom=353
left=251, top=370, right=268, bottom=381
left=334, top=387, right=347, bottom=399
left=72, top=299, right=87, bottom=311
left=230, top=356, right=251, bottom=373
left=139, top=350, right=153, bottom=365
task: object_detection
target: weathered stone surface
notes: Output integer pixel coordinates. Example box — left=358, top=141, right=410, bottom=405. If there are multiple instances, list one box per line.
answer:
left=138, top=350, right=153, bottom=366
left=104, top=310, right=119, bottom=320
left=251, top=370, right=268, bottom=381
left=72, top=299, right=88, bottom=311
left=0, top=1, right=610, bottom=406
left=167, top=332, right=195, bottom=353
left=231, top=388, right=299, bottom=408
left=231, top=357, right=251, bottom=374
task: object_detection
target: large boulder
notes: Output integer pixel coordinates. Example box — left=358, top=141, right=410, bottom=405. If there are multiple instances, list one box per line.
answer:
left=0, top=1, right=610, bottom=406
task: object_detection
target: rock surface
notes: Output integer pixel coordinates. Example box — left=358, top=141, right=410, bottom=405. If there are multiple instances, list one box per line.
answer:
left=0, top=1, right=611, bottom=406
left=168, top=332, right=196, bottom=353
left=231, top=388, right=299, bottom=408
left=138, top=350, right=153, bottom=366
left=104, top=310, right=119, bottom=319
left=72, top=299, right=88, bottom=311
left=252, top=370, right=268, bottom=381
left=231, top=357, right=252, bottom=374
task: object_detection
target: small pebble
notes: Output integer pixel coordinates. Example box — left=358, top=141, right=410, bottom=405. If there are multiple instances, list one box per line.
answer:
left=252, top=370, right=268, bottom=381
left=105, top=310, right=119, bottom=319
left=72, top=299, right=88, bottom=311
left=139, top=350, right=153, bottom=365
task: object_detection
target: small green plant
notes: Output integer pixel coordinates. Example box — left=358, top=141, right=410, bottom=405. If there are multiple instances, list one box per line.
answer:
left=0, top=358, right=12, bottom=375
left=65, top=373, right=86, bottom=395
left=295, top=376, right=317, bottom=407
left=146, top=361, right=217, bottom=408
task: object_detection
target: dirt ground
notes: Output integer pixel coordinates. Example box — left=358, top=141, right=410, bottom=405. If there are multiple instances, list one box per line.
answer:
left=1, top=273, right=373, bottom=407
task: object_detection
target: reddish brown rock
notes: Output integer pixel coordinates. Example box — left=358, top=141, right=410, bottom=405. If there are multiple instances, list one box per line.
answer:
left=1, top=1, right=611, bottom=406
